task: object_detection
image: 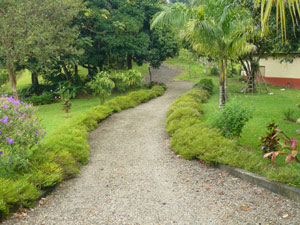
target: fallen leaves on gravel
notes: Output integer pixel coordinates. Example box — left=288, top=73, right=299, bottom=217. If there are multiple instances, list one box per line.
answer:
left=241, top=205, right=250, bottom=211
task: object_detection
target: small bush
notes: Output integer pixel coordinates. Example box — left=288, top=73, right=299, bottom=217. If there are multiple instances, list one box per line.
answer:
left=212, top=99, right=252, bottom=137
left=185, top=88, right=209, bottom=103
left=87, top=72, right=115, bottom=104
left=210, top=66, right=219, bottom=76
left=111, top=69, right=144, bottom=92
left=166, top=107, right=201, bottom=129
left=24, top=92, right=55, bottom=105
left=0, top=178, right=40, bottom=217
left=283, top=108, right=297, bottom=122
left=26, top=162, right=63, bottom=189
left=193, top=79, right=214, bottom=95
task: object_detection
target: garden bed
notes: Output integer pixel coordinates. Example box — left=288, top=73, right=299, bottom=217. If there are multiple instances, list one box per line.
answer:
left=0, top=85, right=165, bottom=220
left=165, top=83, right=300, bottom=200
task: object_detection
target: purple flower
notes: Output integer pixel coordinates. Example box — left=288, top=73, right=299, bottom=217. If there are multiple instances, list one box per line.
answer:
left=18, top=114, right=22, bottom=117
left=26, top=105, right=29, bottom=108
left=2, top=105, right=8, bottom=108
left=44, top=131, right=47, bottom=135
left=0, top=151, right=2, bottom=155
left=4, top=94, right=8, bottom=97
left=12, top=101, right=19, bottom=105
left=0, top=130, right=1, bottom=134
left=6, top=137, right=13, bottom=144
left=35, top=130, right=39, bottom=135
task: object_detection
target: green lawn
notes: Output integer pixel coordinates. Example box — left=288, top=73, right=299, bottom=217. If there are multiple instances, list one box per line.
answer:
left=37, top=95, right=114, bottom=135
left=167, top=56, right=300, bottom=170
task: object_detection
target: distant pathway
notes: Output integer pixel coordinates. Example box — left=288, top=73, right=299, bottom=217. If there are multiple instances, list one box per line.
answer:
left=5, top=64, right=300, bottom=224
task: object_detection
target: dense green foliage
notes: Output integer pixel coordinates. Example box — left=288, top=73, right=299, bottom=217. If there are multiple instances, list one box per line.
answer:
left=212, top=99, right=252, bottom=138
left=193, top=79, right=214, bottom=95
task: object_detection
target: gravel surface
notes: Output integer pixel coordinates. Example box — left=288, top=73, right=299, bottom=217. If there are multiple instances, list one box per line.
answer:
left=5, top=64, right=300, bottom=225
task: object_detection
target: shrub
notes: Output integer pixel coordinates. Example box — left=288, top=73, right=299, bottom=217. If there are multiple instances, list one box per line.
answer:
left=87, top=72, right=115, bottom=104
left=193, top=79, right=214, bottom=95
left=0, top=96, right=45, bottom=176
left=166, top=107, right=201, bottom=129
left=171, top=123, right=239, bottom=161
left=112, top=70, right=144, bottom=92
left=186, top=88, right=209, bottom=103
left=210, top=66, right=219, bottom=76
left=283, top=108, right=297, bottom=122
left=212, top=99, right=252, bottom=137
left=0, top=178, right=40, bottom=217
left=24, top=92, right=55, bottom=105
left=144, top=81, right=167, bottom=90
left=43, top=125, right=90, bottom=165
left=26, top=162, right=63, bottom=189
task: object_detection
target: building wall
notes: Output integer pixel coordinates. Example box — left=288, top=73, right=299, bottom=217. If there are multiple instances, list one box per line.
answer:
left=259, top=57, right=300, bottom=89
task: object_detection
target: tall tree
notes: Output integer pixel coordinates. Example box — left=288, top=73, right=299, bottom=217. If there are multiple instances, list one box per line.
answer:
left=0, top=0, right=83, bottom=99
left=152, top=0, right=253, bottom=108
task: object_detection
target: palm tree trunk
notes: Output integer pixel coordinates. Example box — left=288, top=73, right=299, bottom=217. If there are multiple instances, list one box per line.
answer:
left=224, top=59, right=229, bottom=102
left=219, top=59, right=228, bottom=109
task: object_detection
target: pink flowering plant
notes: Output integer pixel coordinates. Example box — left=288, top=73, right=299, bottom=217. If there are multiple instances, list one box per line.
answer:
left=0, top=95, right=46, bottom=176
left=262, top=127, right=300, bottom=165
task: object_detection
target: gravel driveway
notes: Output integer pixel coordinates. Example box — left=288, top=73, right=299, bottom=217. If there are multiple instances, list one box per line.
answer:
left=5, top=64, right=300, bottom=225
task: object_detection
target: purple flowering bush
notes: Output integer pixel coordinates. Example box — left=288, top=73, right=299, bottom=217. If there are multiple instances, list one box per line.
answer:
left=0, top=95, right=45, bottom=176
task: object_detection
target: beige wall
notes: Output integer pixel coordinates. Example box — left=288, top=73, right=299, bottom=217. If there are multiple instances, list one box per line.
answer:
left=259, top=58, right=300, bottom=79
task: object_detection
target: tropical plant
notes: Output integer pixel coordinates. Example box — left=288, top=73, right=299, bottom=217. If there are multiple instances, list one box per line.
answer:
left=87, top=72, right=115, bottom=104
left=112, top=70, right=144, bottom=92
left=263, top=128, right=300, bottom=164
left=260, top=122, right=281, bottom=154
left=152, top=0, right=253, bottom=108
left=255, top=0, right=300, bottom=40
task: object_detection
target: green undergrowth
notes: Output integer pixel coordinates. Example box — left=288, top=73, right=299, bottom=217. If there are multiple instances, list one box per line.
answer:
left=166, top=86, right=300, bottom=189
left=0, top=85, right=165, bottom=220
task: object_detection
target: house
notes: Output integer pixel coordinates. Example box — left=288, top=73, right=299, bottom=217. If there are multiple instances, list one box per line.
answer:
left=259, top=54, right=300, bottom=89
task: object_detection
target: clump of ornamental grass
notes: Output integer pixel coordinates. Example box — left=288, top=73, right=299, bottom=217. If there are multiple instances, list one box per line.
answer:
left=0, top=95, right=45, bottom=176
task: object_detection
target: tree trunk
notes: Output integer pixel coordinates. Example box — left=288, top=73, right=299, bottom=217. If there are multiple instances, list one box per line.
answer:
left=224, top=60, right=229, bottom=102
left=219, top=59, right=228, bottom=109
left=74, top=65, right=80, bottom=83
left=148, top=65, right=152, bottom=82
left=127, top=55, right=133, bottom=70
left=31, top=70, right=40, bottom=94
left=62, top=63, right=70, bottom=81
left=7, top=60, right=18, bottom=99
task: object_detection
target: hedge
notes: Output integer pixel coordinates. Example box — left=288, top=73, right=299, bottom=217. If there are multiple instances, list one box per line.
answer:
left=166, top=85, right=300, bottom=188
left=0, top=85, right=165, bottom=220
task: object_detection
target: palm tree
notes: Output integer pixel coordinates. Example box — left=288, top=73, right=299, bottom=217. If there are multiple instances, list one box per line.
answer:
left=255, top=0, right=300, bottom=40
left=152, top=0, right=253, bottom=108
